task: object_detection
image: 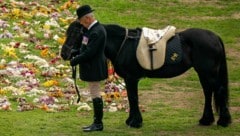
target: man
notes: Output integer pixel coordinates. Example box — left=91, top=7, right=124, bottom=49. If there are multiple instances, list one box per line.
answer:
left=70, top=5, right=108, bottom=132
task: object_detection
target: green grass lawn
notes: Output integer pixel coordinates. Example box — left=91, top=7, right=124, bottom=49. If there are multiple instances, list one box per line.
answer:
left=0, top=0, right=240, bottom=136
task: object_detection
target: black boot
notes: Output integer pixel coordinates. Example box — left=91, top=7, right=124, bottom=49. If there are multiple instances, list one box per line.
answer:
left=82, top=97, right=104, bottom=132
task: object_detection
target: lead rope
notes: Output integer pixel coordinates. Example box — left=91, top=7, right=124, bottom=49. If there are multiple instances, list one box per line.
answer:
left=72, top=66, right=81, bottom=103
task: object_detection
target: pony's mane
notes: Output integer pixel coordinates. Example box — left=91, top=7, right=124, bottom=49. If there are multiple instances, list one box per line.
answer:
left=104, top=24, right=126, bottom=37
left=66, top=21, right=83, bottom=36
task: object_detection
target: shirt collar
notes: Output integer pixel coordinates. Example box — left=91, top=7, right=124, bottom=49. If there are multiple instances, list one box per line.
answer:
left=88, top=20, right=98, bottom=30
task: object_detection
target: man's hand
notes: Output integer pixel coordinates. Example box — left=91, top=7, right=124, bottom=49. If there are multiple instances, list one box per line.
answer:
left=70, top=49, right=80, bottom=58
left=70, top=56, right=79, bottom=66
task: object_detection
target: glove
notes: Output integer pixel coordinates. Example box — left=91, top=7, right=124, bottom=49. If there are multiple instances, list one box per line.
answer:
left=70, top=56, right=79, bottom=66
left=70, top=49, right=80, bottom=58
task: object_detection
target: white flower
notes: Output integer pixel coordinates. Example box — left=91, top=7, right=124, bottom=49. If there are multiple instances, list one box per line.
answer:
left=12, top=25, right=21, bottom=31
left=24, top=55, right=49, bottom=68
left=56, top=64, right=67, bottom=69
left=19, top=33, right=30, bottom=38
left=0, top=59, right=6, bottom=65
left=108, top=106, right=118, bottom=112
left=35, top=12, right=48, bottom=17
left=3, top=86, right=24, bottom=95
left=0, top=30, right=13, bottom=38
left=33, top=98, right=40, bottom=103
left=45, top=18, right=60, bottom=28
left=33, top=21, right=41, bottom=25
left=0, top=96, right=12, bottom=111
left=30, top=88, right=46, bottom=94
left=19, top=43, right=28, bottom=48
left=77, top=102, right=92, bottom=111
left=29, top=28, right=36, bottom=35
left=53, top=34, right=59, bottom=41
left=61, top=77, right=74, bottom=84
left=0, top=19, right=9, bottom=28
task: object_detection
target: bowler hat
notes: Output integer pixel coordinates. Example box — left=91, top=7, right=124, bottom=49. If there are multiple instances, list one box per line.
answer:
left=76, top=5, right=94, bottom=19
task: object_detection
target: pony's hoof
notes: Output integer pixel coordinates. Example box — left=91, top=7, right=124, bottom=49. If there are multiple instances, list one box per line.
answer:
left=199, top=117, right=214, bottom=126
left=126, top=118, right=131, bottom=126
left=127, top=122, right=142, bottom=128
left=217, top=118, right=232, bottom=127
left=126, top=119, right=142, bottom=128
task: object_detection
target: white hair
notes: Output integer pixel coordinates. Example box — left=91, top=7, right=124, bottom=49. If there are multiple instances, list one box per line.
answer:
left=85, top=13, right=94, bottom=18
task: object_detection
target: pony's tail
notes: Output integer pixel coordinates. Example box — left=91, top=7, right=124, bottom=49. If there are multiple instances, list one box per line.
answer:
left=214, top=36, right=229, bottom=113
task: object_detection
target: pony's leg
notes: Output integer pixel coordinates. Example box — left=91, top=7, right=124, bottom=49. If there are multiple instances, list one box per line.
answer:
left=198, top=73, right=231, bottom=127
left=215, top=86, right=231, bottom=127
left=198, top=74, right=215, bottom=126
left=124, top=77, right=142, bottom=128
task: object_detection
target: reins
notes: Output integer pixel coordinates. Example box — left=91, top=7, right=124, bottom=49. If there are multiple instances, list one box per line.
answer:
left=69, top=26, right=85, bottom=103
left=72, top=66, right=81, bottom=103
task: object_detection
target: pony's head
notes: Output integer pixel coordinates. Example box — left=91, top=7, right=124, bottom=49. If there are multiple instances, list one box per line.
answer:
left=60, top=21, right=85, bottom=60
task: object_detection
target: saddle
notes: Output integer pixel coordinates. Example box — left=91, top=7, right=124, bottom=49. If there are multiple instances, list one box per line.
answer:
left=136, top=26, right=176, bottom=70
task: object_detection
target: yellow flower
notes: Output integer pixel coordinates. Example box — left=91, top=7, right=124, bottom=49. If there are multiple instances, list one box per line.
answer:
left=43, top=80, right=59, bottom=87
left=114, top=91, right=121, bottom=99
left=60, top=1, right=79, bottom=10
left=57, top=37, right=66, bottom=45
left=72, top=2, right=79, bottom=9
left=60, top=1, right=72, bottom=10
left=0, top=89, right=7, bottom=95
left=3, top=47, right=18, bottom=59
left=59, top=18, right=68, bottom=24
left=49, top=52, right=56, bottom=58
left=38, top=6, right=50, bottom=14
left=22, top=11, right=32, bottom=19
left=40, top=104, right=49, bottom=111
left=11, top=8, right=21, bottom=17
left=0, top=64, right=6, bottom=69
left=48, top=89, right=64, bottom=98
left=40, top=48, right=49, bottom=57
left=43, top=24, right=51, bottom=30
left=22, top=63, right=38, bottom=73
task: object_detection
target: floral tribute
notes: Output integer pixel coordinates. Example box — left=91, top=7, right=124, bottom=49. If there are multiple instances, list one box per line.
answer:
left=0, top=0, right=130, bottom=113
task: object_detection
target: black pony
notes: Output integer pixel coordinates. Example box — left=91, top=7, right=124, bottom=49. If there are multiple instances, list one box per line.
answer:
left=61, top=21, right=231, bottom=128
left=60, top=21, right=85, bottom=60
